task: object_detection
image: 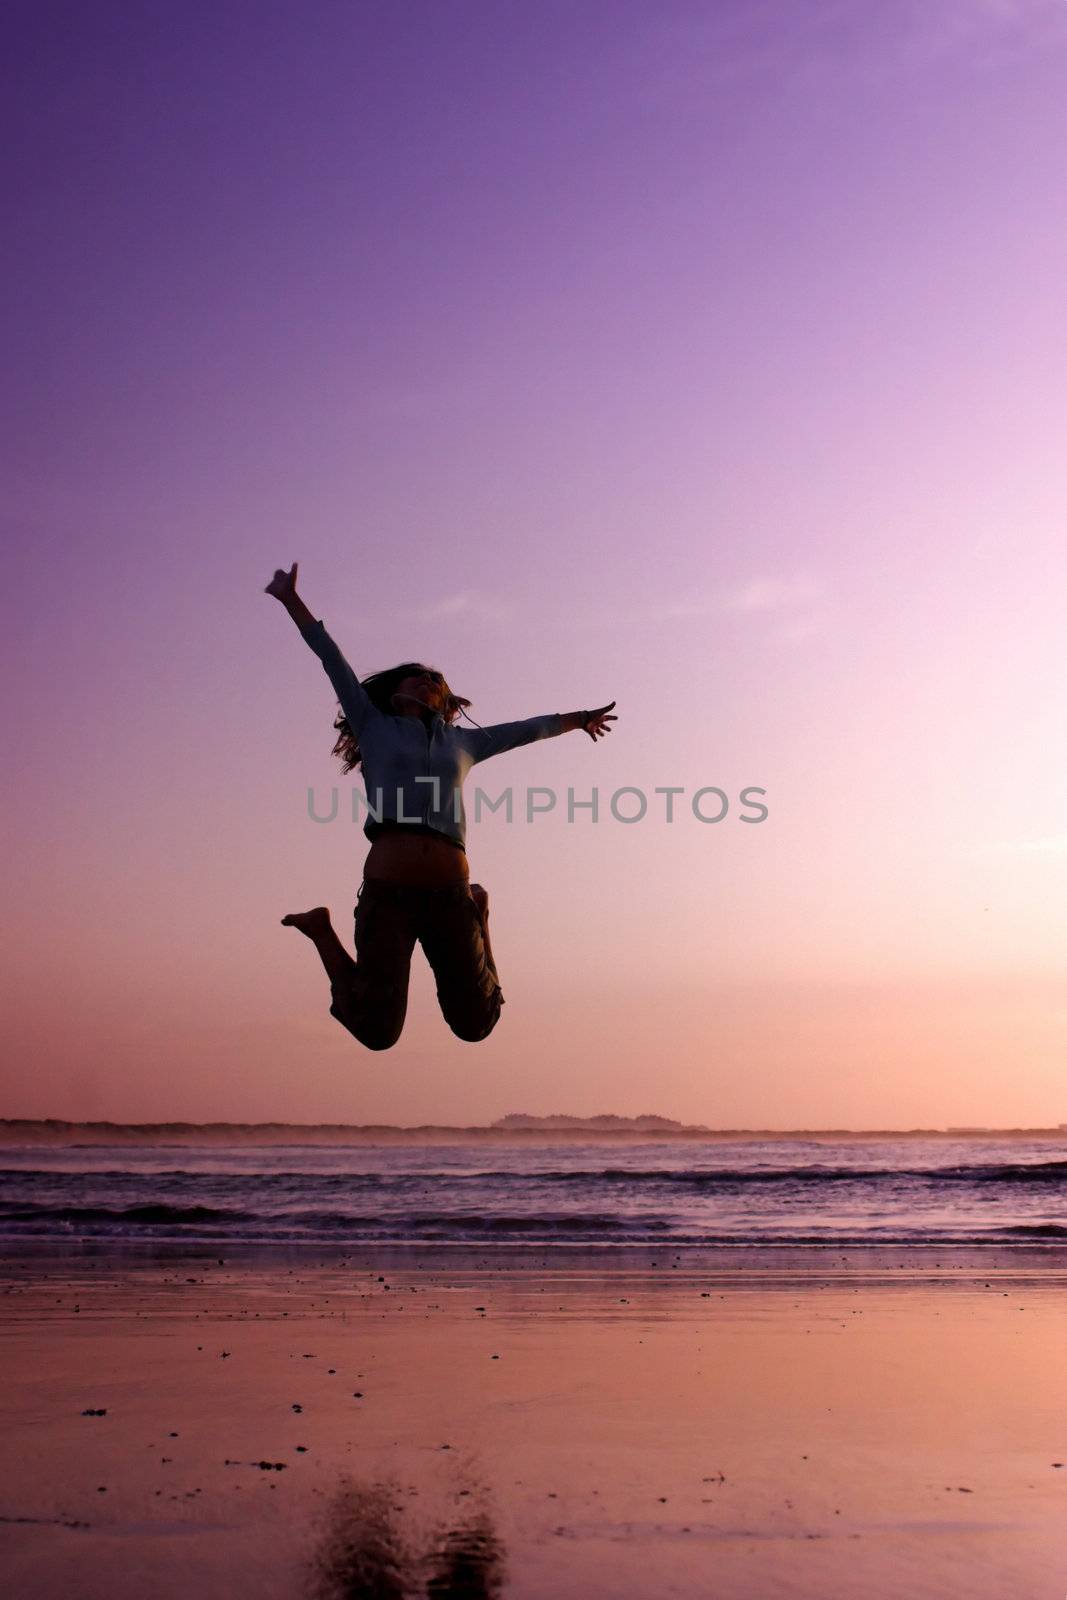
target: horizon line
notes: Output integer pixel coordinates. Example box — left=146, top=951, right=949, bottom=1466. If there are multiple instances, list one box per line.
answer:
left=2, top=1116, right=1065, bottom=1142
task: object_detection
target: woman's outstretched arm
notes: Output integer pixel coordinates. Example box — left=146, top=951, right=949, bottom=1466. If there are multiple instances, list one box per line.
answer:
left=265, top=563, right=376, bottom=735
left=469, top=702, right=617, bottom=763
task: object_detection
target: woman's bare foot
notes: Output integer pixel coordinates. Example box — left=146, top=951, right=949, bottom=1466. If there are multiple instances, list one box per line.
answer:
left=281, top=906, right=356, bottom=988
left=280, top=906, right=332, bottom=937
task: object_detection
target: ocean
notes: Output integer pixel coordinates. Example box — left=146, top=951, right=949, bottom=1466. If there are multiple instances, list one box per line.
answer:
left=1, top=1135, right=1065, bottom=1251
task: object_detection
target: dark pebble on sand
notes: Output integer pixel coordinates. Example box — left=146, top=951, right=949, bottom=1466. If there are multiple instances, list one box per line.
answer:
left=81, top=1408, right=107, bottom=1417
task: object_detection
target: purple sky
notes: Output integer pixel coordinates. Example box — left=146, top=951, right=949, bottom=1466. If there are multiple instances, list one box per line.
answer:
left=6, top=0, right=1067, bottom=1127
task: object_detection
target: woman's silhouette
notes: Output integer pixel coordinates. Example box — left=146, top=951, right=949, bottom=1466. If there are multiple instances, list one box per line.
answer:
left=266, top=563, right=616, bottom=1050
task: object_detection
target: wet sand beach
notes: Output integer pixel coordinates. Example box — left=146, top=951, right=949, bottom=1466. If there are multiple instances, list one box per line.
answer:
left=2, top=1252, right=1066, bottom=1598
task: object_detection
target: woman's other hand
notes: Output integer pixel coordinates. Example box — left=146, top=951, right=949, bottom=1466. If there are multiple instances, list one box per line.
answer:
left=581, top=701, right=617, bottom=741
left=265, top=562, right=298, bottom=601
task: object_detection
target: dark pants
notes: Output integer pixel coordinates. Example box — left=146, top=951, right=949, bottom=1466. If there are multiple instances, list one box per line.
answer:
left=329, top=878, right=504, bottom=1051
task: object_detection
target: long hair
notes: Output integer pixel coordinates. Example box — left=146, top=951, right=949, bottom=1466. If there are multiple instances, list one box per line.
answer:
left=330, top=662, right=472, bottom=775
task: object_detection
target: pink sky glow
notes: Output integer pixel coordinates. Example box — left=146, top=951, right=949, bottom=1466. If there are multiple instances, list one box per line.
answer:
left=5, top=0, right=1067, bottom=1127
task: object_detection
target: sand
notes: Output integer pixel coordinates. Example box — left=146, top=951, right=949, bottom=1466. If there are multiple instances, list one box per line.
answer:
left=2, top=1254, right=1065, bottom=1598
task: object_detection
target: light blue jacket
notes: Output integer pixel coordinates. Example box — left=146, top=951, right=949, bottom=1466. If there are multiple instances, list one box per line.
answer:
left=299, top=618, right=564, bottom=850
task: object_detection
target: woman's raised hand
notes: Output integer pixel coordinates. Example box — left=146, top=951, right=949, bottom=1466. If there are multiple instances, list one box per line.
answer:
left=581, top=701, right=617, bottom=741
left=265, top=562, right=299, bottom=602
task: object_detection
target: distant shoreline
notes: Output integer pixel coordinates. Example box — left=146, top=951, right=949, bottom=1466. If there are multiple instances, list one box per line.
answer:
left=2, top=1118, right=1065, bottom=1147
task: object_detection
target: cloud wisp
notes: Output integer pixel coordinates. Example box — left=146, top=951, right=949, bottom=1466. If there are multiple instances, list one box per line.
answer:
left=413, top=591, right=514, bottom=623
left=645, top=574, right=823, bottom=626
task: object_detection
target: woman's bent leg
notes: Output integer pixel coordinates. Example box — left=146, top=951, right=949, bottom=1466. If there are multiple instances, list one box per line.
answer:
left=418, top=886, right=504, bottom=1043
left=327, top=882, right=417, bottom=1051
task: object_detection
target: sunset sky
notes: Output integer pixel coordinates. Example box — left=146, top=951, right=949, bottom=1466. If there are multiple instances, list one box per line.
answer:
left=6, top=0, right=1067, bottom=1128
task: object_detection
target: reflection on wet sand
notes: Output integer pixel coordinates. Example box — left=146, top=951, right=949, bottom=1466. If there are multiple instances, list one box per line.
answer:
left=426, top=1508, right=505, bottom=1598
left=311, top=1476, right=505, bottom=1599
left=311, top=1481, right=409, bottom=1600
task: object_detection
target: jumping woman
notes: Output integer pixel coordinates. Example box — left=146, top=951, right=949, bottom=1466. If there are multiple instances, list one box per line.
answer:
left=266, top=563, right=617, bottom=1051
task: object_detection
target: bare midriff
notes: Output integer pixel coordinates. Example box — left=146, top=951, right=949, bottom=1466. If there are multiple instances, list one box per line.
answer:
left=363, top=828, right=471, bottom=887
